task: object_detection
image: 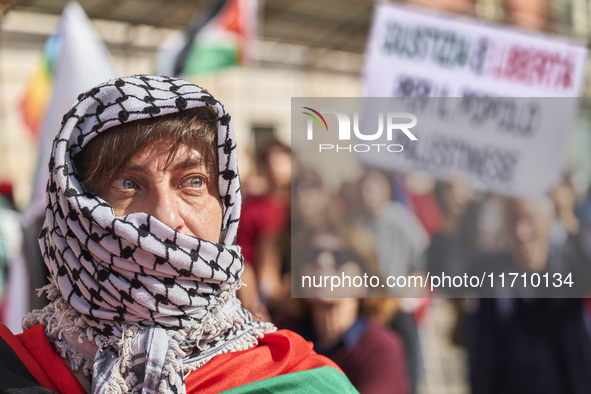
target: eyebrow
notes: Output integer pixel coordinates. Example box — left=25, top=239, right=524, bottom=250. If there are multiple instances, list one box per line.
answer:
left=171, top=158, right=205, bottom=171
left=125, top=158, right=205, bottom=174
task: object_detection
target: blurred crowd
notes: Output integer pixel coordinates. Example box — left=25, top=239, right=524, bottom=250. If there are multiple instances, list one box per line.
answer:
left=231, top=140, right=591, bottom=394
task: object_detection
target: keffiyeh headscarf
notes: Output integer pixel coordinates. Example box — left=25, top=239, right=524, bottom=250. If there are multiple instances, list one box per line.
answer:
left=24, top=75, right=275, bottom=393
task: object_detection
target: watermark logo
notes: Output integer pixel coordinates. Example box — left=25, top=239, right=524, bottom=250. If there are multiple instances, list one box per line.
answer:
left=302, top=107, right=329, bottom=135
left=302, top=108, right=418, bottom=153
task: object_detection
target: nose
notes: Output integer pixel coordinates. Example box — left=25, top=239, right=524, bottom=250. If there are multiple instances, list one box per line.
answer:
left=148, top=185, right=185, bottom=232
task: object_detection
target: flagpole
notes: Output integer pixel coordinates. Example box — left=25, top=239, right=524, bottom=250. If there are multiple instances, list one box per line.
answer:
left=255, top=0, right=264, bottom=66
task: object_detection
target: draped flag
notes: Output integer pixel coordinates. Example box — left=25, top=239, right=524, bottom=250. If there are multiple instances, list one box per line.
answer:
left=155, top=0, right=257, bottom=77
left=22, top=1, right=116, bottom=221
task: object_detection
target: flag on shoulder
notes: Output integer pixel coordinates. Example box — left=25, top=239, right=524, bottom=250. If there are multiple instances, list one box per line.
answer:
left=155, top=0, right=257, bottom=77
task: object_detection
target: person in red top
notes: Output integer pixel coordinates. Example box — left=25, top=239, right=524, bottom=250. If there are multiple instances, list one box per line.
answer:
left=238, top=141, right=291, bottom=266
left=0, top=75, right=356, bottom=394
left=237, top=141, right=291, bottom=314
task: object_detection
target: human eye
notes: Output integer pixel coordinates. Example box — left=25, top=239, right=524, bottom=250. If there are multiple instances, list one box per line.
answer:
left=183, top=176, right=205, bottom=189
left=113, top=178, right=137, bottom=190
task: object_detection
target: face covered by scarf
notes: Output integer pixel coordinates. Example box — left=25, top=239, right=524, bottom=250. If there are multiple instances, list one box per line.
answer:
left=23, top=75, right=275, bottom=394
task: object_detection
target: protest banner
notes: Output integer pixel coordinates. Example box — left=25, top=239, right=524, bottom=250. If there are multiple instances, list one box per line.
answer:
left=360, top=4, right=588, bottom=195
left=365, top=3, right=587, bottom=98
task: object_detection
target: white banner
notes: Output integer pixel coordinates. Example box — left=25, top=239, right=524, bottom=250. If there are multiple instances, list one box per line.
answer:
left=28, top=1, right=116, bottom=216
left=356, top=97, right=578, bottom=196
left=362, top=3, right=588, bottom=195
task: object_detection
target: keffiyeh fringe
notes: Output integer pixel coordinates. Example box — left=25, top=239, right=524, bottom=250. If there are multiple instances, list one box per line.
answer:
left=24, top=282, right=275, bottom=394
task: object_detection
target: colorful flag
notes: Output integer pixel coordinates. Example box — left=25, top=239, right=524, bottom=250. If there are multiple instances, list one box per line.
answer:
left=23, top=1, right=116, bottom=222
left=155, top=0, right=257, bottom=77
left=19, top=34, right=60, bottom=139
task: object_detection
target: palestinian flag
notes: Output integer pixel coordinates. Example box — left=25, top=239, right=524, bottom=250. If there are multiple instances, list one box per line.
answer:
left=0, top=324, right=358, bottom=393
left=186, top=330, right=360, bottom=393
left=155, top=0, right=257, bottom=77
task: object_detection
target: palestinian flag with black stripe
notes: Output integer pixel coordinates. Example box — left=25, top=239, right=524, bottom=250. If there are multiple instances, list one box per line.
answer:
left=156, top=0, right=257, bottom=77
left=0, top=323, right=358, bottom=393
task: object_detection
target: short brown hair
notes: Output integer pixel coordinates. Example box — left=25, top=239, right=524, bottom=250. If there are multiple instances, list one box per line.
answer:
left=259, top=139, right=291, bottom=167
left=73, top=106, right=219, bottom=194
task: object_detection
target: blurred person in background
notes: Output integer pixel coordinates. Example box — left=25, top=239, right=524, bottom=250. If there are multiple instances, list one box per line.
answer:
left=504, top=0, right=548, bottom=30
left=403, top=173, right=445, bottom=240
left=551, top=175, right=581, bottom=246
left=0, top=182, right=27, bottom=331
left=270, top=167, right=338, bottom=325
left=574, top=184, right=591, bottom=299
left=428, top=176, right=479, bottom=279
left=358, top=169, right=429, bottom=279
left=356, top=168, right=429, bottom=394
left=428, top=177, right=591, bottom=394
left=405, top=0, right=475, bottom=15
left=293, top=168, right=334, bottom=231
left=467, top=197, right=591, bottom=394
left=291, top=223, right=408, bottom=394
left=338, top=180, right=364, bottom=224
left=236, top=140, right=291, bottom=319
left=428, top=176, right=481, bottom=347
left=0, top=75, right=358, bottom=393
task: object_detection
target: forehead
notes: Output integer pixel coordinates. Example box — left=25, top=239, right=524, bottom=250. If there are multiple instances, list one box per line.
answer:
left=129, top=142, right=204, bottom=166
left=508, top=197, right=554, bottom=219
left=362, top=171, right=390, bottom=187
left=267, top=146, right=291, bottom=160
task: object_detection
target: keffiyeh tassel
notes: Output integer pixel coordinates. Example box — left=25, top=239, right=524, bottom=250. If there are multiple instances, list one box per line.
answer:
left=25, top=282, right=274, bottom=394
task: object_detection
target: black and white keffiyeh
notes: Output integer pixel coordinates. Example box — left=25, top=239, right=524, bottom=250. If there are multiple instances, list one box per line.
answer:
left=23, top=75, right=275, bottom=394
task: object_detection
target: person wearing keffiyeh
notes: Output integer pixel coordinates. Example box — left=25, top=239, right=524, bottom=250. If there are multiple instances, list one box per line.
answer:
left=0, top=75, right=358, bottom=394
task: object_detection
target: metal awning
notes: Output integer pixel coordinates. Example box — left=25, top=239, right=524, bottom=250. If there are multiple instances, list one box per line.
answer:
left=6, top=0, right=376, bottom=53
